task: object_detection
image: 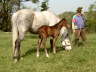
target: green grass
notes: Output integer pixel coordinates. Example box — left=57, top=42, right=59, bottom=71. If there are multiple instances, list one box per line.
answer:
left=0, top=32, right=96, bottom=72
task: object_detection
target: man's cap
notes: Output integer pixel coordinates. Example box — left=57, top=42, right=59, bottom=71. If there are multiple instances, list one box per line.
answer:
left=76, top=7, right=83, bottom=13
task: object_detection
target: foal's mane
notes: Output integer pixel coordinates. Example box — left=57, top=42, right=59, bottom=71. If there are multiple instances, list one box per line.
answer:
left=53, top=18, right=67, bottom=27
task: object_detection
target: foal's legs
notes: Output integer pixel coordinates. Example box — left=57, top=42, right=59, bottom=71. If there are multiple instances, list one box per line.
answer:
left=53, top=38, right=57, bottom=54
left=37, top=37, right=49, bottom=57
left=43, top=38, right=49, bottom=57
left=50, top=38, right=53, bottom=49
left=37, top=39, right=42, bottom=57
left=50, top=38, right=57, bottom=54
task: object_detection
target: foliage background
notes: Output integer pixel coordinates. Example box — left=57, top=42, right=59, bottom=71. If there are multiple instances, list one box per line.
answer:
left=0, top=0, right=96, bottom=32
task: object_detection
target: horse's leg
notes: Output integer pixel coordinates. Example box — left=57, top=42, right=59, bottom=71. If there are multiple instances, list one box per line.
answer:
left=13, top=27, right=27, bottom=62
left=12, top=25, right=20, bottom=62
left=42, top=38, right=49, bottom=57
left=14, top=38, right=21, bottom=61
left=14, top=32, right=25, bottom=62
left=37, top=38, right=42, bottom=57
left=53, top=39, right=56, bottom=54
left=53, top=37, right=57, bottom=54
left=12, top=27, right=18, bottom=59
left=50, top=38, right=53, bottom=49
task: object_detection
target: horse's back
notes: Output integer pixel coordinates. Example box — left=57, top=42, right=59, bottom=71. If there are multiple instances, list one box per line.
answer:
left=41, top=11, right=60, bottom=26
left=12, top=9, right=60, bottom=33
left=12, top=9, right=35, bottom=31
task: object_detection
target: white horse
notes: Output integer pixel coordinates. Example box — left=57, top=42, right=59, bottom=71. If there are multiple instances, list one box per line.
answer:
left=12, top=9, right=61, bottom=62
left=12, top=9, right=71, bottom=62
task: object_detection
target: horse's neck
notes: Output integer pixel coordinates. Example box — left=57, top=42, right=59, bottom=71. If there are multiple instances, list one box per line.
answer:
left=57, top=25, right=63, bottom=31
left=54, top=21, right=64, bottom=30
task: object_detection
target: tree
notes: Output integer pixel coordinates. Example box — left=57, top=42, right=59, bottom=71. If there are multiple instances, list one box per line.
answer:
left=0, top=0, right=39, bottom=32
left=86, top=3, right=96, bottom=33
left=0, top=0, right=12, bottom=31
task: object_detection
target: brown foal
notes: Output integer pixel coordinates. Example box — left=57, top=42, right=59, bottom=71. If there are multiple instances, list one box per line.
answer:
left=37, top=18, right=68, bottom=57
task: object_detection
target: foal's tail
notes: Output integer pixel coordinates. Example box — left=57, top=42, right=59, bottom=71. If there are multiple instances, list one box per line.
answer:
left=11, top=13, right=19, bottom=50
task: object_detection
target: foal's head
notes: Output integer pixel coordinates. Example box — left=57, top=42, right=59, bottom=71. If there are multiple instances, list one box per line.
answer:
left=56, top=18, right=68, bottom=29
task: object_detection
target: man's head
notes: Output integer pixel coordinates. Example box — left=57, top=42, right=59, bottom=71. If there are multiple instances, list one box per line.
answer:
left=76, top=7, right=83, bottom=13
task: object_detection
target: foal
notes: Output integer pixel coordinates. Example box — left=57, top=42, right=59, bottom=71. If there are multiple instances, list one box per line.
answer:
left=37, top=18, right=68, bottom=57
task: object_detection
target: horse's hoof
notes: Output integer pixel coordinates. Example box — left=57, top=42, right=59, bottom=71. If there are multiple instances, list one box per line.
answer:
left=14, top=59, right=18, bottom=63
left=36, top=54, right=39, bottom=58
left=53, top=52, right=56, bottom=54
left=21, top=57, right=24, bottom=60
left=46, top=54, right=49, bottom=58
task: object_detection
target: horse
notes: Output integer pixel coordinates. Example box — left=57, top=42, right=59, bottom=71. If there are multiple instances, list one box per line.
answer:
left=11, top=9, right=61, bottom=62
left=37, top=18, right=68, bottom=57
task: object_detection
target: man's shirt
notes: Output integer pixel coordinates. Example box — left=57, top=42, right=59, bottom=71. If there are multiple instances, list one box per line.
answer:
left=72, top=14, right=85, bottom=29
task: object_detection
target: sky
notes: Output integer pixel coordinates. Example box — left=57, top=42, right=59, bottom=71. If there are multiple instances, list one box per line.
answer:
left=22, top=0, right=96, bottom=14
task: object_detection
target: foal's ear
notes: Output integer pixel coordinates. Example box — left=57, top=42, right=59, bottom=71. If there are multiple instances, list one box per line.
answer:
left=63, top=18, right=67, bottom=23
left=62, top=18, right=66, bottom=21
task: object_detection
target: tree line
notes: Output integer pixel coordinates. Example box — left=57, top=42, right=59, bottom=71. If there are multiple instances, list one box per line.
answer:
left=59, top=2, right=96, bottom=33
left=0, top=0, right=48, bottom=32
left=0, top=0, right=96, bottom=33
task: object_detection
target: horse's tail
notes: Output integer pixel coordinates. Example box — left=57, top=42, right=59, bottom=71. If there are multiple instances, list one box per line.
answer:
left=11, top=13, right=19, bottom=50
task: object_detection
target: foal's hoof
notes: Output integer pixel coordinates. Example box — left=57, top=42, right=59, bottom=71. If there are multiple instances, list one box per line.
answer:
left=46, top=54, right=49, bottom=58
left=53, top=52, right=56, bottom=54
left=21, top=57, right=24, bottom=60
left=14, top=59, right=18, bottom=63
left=36, top=54, right=39, bottom=58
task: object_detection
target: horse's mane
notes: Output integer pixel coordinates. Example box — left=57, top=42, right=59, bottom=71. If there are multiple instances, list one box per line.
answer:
left=53, top=18, right=66, bottom=27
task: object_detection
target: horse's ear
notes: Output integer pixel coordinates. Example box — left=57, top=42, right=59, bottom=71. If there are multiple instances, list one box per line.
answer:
left=62, top=18, right=66, bottom=21
left=63, top=18, right=67, bottom=23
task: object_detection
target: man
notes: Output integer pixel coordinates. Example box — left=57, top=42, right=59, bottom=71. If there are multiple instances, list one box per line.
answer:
left=72, top=7, right=86, bottom=46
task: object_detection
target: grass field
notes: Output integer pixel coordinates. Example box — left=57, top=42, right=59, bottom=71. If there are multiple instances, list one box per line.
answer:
left=0, top=31, right=96, bottom=72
